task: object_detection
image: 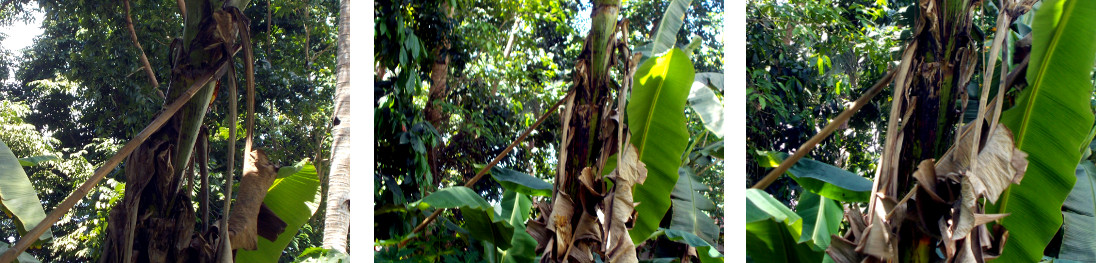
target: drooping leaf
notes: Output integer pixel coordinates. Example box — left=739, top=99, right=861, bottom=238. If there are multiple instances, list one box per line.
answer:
left=627, top=48, right=694, bottom=244
left=16, top=155, right=58, bottom=167
left=480, top=164, right=552, bottom=197
left=1055, top=161, right=1096, bottom=261
left=681, top=36, right=703, bottom=56
left=235, top=161, right=321, bottom=263
left=794, top=191, right=842, bottom=251
left=757, top=151, right=873, bottom=202
left=661, top=228, right=724, bottom=263
left=694, top=72, right=723, bottom=92
left=669, top=168, right=719, bottom=246
left=649, top=0, right=693, bottom=56
left=746, top=189, right=822, bottom=263
left=412, top=186, right=515, bottom=250
left=603, top=143, right=646, bottom=263
left=499, top=190, right=536, bottom=263
left=687, top=81, right=724, bottom=138
left=0, top=140, right=52, bottom=245
left=933, top=124, right=1028, bottom=204
left=987, top=0, right=1096, bottom=261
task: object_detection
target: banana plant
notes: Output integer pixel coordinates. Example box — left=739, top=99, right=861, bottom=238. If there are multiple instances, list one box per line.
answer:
left=0, top=140, right=50, bottom=262
left=986, top=0, right=1096, bottom=261
left=0, top=140, right=53, bottom=247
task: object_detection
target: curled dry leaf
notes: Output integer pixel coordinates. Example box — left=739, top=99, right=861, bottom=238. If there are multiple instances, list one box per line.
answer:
left=600, top=141, right=646, bottom=263
left=912, top=159, right=946, bottom=202
left=857, top=213, right=897, bottom=261
left=826, top=235, right=861, bottom=263
left=935, top=123, right=1028, bottom=204
left=900, top=123, right=1027, bottom=260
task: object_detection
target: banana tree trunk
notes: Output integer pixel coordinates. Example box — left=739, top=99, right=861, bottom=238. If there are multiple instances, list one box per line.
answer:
left=100, top=0, right=255, bottom=261
left=855, top=0, right=999, bottom=261
left=322, top=0, right=352, bottom=253
left=528, top=0, right=635, bottom=262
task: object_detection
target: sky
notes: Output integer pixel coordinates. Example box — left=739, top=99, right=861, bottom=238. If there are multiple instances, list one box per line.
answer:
left=2, top=10, right=44, bottom=82
left=1, top=10, right=44, bottom=52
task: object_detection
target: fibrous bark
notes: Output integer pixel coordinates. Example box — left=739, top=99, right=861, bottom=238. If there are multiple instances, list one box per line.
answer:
left=527, top=0, right=640, bottom=261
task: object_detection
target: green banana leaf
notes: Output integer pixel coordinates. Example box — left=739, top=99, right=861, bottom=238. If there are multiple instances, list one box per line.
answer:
left=757, top=151, right=873, bottom=202
left=292, top=247, right=349, bottom=263
left=412, top=186, right=515, bottom=249
left=688, top=81, right=724, bottom=138
left=276, top=159, right=309, bottom=178
left=660, top=228, right=724, bottom=263
left=634, top=0, right=692, bottom=62
left=17, top=155, right=57, bottom=167
left=627, top=48, right=694, bottom=244
left=499, top=189, right=536, bottom=262
left=479, top=164, right=552, bottom=197
left=236, top=161, right=321, bottom=263
left=987, top=0, right=1096, bottom=261
left=794, top=191, right=842, bottom=251
left=1053, top=161, right=1096, bottom=261
left=0, top=241, right=40, bottom=263
left=0, top=140, right=52, bottom=245
left=669, top=167, right=720, bottom=246
left=746, top=189, right=822, bottom=262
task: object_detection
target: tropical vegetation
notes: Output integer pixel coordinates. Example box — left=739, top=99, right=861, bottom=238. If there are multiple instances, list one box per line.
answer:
left=746, top=0, right=1096, bottom=262
left=373, top=0, right=725, bottom=262
left=0, top=0, right=349, bottom=261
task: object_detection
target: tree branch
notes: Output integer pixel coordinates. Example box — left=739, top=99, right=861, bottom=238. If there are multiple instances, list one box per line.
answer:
left=0, top=57, right=234, bottom=263
left=399, top=88, right=577, bottom=247
left=124, top=0, right=164, bottom=99
left=751, top=69, right=897, bottom=190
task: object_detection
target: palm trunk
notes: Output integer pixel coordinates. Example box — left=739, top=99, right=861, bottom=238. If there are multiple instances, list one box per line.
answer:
left=322, top=0, right=351, bottom=253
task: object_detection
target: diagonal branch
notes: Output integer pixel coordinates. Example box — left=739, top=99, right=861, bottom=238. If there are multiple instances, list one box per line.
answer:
left=399, top=88, right=577, bottom=247
left=0, top=57, right=234, bottom=263
left=750, top=69, right=897, bottom=190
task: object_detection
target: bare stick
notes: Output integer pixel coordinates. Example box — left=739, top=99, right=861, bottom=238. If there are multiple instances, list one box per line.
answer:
left=751, top=69, right=897, bottom=190
left=399, top=88, right=576, bottom=247
left=240, top=10, right=257, bottom=159
left=199, top=126, right=211, bottom=232
left=124, top=0, right=163, bottom=98
left=218, top=66, right=239, bottom=263
left=0, top=59, right=232, bottom=263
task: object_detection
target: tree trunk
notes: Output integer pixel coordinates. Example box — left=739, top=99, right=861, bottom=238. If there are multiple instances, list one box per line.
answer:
left=100, top=0, right=257, bottom=261
left=856, top=1, right=1003, bottom=261
left=322, top=0, right=351, bottom=253
left=528, top=0, right=638, bottom=262
left=423, top=1, right=453, bottom=190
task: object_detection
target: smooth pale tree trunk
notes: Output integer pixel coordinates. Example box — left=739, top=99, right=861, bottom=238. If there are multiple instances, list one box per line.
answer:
left=322, top=0, right=351, bottom=253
